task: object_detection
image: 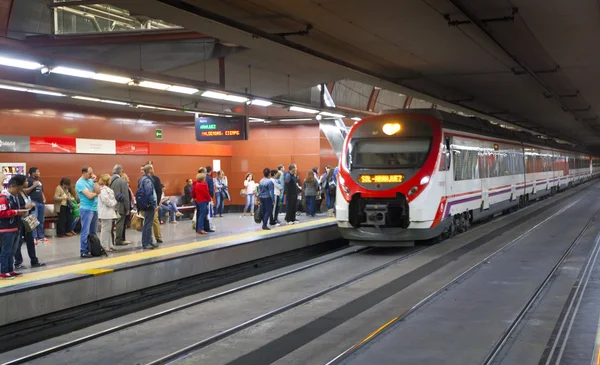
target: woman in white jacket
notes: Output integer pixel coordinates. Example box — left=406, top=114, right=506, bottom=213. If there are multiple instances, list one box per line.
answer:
left=98, top=174, right=118, bottom=252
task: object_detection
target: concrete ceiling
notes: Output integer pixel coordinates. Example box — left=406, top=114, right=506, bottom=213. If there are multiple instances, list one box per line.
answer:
left=81, top=0, right=600, bottom=153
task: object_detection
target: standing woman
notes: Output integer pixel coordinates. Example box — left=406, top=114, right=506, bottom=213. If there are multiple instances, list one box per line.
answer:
left=243, top=173, right=256, bottom=216
left=14, top=179, right=45, bottom=269
left=215, top=171, right=229, bottom=218
left=54, top=178, right=74, bottom=238
left=97, top=174, right=118, bottom=252
left=303, top=171, right=318, bottom=217
left=192, top=173, right=212, bottom=234
left=323, top=167, right=337, bottom=217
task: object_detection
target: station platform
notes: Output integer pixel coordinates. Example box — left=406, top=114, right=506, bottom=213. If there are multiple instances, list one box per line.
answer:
left=0, top=213, right=338, bottom=327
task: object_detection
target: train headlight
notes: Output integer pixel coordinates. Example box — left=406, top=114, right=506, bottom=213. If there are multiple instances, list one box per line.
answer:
left=382, top=122, right=401, bottom=136
left=420, top=175, right=430, bottom=185
left=408, top=186, right=419, bottom=196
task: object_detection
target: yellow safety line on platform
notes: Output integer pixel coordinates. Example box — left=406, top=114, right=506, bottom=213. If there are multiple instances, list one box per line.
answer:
left=76, top=268, right=114, bottom=276
left=0, top=218, right=335, bottom=289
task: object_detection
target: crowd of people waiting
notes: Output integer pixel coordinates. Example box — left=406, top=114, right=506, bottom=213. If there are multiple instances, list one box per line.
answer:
left=0, top=161, right=338, bottom=279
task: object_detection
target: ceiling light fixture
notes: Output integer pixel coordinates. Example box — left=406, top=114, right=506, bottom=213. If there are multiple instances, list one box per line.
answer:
left=351, top=117, right=362, bottom=121
left=28, top=89, right=65, bottom=96
left=92, top=73, right=133, bottom=84
left=250, top=99, right=273, bottom=107
left=73, top=96, right=102, bottom=102
left=139, top=81, right=171, bottom=90
left=51, top=66, right=95, bottom=78
left=167, top=85, right=199, bottom=94
left=249, top=118, right=265, bottom=122
left=101, top=99, right=129, bottom=106
left=280, top=118, right=313, bottom=122
left=136, top=104, right=157, bottom=109
left=0, top=56, right=43, bottom=70
left=0, top=84, right=27, bottom=92
left=290, top=106, right=319, bottom=114
left=201, top=91, right=249, bottom=103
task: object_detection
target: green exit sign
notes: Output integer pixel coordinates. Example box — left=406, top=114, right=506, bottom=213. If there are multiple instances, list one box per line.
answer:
left=155, top=129, right=163, bottom=140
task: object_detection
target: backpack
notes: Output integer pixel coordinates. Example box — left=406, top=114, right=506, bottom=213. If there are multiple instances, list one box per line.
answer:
left=87, top=234, right=107, bottom=257
left=136, top=176, right=151, bottom=210
left=254, top=204, right=263, bottom=224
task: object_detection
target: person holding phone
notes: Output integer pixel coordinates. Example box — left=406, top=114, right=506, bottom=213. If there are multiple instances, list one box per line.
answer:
left=76, top=166, right=101, bottom=258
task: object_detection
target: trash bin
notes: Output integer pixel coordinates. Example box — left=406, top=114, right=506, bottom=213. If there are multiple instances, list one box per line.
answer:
left=44, top=220, right=57, bottom=237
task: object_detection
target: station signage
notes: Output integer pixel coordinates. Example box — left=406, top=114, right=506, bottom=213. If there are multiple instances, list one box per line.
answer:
left=195, top=116, right=248, bottom=141
left=0, top=136, right=30, bottom=152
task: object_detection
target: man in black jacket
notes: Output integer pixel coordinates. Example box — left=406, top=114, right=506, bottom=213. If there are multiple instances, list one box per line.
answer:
left=110, top=164, right=131, bottom=246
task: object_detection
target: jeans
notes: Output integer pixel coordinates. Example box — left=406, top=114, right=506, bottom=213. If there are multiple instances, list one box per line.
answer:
left=196, top=202, right=208, bottom=232
left=72, top=216, right=80, bottom=232
left=306, top=195, right=316, bottom=216
left=244, top=193, right=255, bottom=213
left=326, top=190, right=335, bottom=210
left=215, top=192, right=225, bottom=215
left=33, top=201, right=45, bottom=240
left=142, top=208, right=155, bottom=248
left=57, top=205, right=73, bottom=236
left=260, top=197, right=273, bottom=228
left=79, top=209, right=98, bottom=254
left=159, top=202, right=179, bottom=222
left=15, top=226, right=39, bottom=266
left=0, top=231, right=19, bottom=273
left=270, top=196, right=281, bottom=225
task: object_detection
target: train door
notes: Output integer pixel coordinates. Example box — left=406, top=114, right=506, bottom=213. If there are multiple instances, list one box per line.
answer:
left=480, top=140, right=490, bottom=210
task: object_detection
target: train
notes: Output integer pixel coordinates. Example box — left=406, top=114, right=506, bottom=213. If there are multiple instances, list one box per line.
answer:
left=335, top=109, right=600, bottom=246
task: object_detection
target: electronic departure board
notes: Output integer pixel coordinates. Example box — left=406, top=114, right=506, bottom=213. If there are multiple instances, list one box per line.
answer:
left=195, top=116, right=248, bottom=141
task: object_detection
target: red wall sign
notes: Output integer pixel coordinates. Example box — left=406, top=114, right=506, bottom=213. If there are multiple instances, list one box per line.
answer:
left=30, top=137, right=76, bottom=153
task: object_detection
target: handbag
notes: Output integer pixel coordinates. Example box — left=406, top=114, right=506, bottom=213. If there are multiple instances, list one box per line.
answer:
left=131, top=212, right=144, bottom=231
left=22, top=214, right=40, bottom=232
left=240, top=189, right=247, bottom=197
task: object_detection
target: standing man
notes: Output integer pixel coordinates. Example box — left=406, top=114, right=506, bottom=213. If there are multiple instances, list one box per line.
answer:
left=183, top=178, right=193, bottom=205
left=277, top=164, right=285, bottom=208
left=25, top=167, right=49, bottom=244
left=313, top=167, right=322, bottom=214
left=110, top=164, right=130, bottom=246
left=147, top=162, right=163, bottom=244
left=284, top=164, right=300, bottom=225
left=76, top=166, right=101, bottom=258
left=138, top=165, right=158, bottom=249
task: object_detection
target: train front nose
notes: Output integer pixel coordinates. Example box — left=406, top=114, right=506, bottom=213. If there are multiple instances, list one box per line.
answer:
left=349, top=193, right=410, bottom=229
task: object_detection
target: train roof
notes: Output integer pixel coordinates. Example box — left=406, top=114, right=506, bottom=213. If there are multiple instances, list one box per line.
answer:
left=380, top=108, right=590, bottom=157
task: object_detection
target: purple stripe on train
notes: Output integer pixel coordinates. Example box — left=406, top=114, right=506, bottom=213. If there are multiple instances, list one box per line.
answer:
left=489, top=188, right=512, bottom=197
left=442, top=195, right=482, bottom=219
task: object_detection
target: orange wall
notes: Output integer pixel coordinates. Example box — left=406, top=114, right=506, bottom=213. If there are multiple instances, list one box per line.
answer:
left=0, top=104, right=338, bottom=205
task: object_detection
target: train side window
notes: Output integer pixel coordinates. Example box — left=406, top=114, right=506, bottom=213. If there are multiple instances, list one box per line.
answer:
left=439, top=137, right=451, bottom=171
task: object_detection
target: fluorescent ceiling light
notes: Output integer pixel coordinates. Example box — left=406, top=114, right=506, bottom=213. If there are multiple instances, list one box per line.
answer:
left=320, top=111, right=346, bottom=118
left=167, top=85, right=199, bottom=94
left=0, top=84, right=27, bottom=92
left=52, top=66, right=95, bottom=78
left=249, top=118, right=265, bottom=122
left=200, top=112, right=222, bottom=117
left=139, top=81, right=171, bottom=90
left=92, top=73, right=132, bottom=84
left=137, top=120, right=154, bottom=124
left=156, top=107, right=176, bottom=111
left=0, top=56, right=42, bottom=70
left=290, top=106, right=319, bottom=114
left=250, top=99, right=272, bottom=107
left=136, top=104, right=157, bottom=109
left=201, top=91, right=248, bottom=103
left=101, top=99, right=129, bottom=106
left=351, top=117, right=362, bottom=121
left=73, top=96, right=101, bottom=102
left=280, top=118, right=313, bottom=122
left=28, top=89, right=65, bottom=97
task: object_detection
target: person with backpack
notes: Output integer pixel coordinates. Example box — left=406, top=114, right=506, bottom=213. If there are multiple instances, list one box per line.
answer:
left=137, top=165, right=158, bottom=249
left=110, top=164, right=130, bottom=247
left=0, top=175, right=29, bottom=279
left=322, top=166, right=337, bottom=217
left=76, top=166, right=101, bottom=258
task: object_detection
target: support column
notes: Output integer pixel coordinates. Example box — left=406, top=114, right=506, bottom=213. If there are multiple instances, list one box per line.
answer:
left=403, top=96, right=413, bottom=109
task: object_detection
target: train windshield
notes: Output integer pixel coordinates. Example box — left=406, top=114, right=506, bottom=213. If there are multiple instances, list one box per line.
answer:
left=350, top=138, right=431, bottom=169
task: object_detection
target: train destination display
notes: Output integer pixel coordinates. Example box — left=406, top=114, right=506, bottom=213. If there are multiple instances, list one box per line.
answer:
left=195, top=115, right=248, bottom=141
